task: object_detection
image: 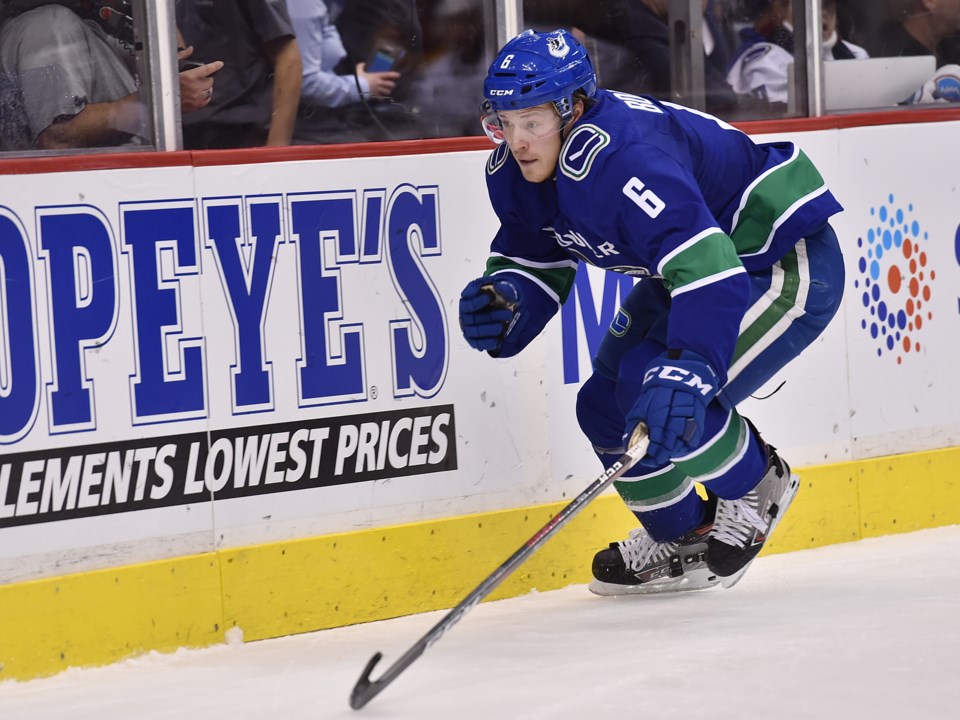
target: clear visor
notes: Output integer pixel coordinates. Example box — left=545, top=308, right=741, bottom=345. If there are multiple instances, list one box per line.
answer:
left=479, top=100, right=505, bottom=144
left=479, top=101, right=563, bottom=146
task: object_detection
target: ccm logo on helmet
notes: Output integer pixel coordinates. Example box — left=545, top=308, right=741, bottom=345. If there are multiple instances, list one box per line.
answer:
left=489, top=89, right=514, bottom=96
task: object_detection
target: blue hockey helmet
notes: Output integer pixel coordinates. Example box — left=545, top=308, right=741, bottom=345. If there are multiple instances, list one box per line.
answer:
left=483, top=29, right=597, bottom=123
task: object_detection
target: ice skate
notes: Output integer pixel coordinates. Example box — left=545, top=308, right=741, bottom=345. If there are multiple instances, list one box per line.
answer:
left=589, top=510, right=720, bottom=596
left=707, top=445, right=800, bottom=589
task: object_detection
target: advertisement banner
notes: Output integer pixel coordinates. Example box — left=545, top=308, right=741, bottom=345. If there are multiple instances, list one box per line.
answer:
left=2, top=122, right=959, bottom=584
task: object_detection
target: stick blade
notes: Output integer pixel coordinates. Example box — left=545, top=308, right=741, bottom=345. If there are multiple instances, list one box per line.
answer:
left=349, top=651, right=383, bottom=710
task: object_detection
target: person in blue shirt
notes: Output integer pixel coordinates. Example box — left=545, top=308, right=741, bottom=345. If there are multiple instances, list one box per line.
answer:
left=460, top=28, right=845, bottom=595
left=286, top=0, right=400, bottom=144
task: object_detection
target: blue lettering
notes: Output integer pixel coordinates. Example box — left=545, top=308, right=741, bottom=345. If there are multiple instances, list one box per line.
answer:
left=955, top=223, right=960, bottom=315
left=290, top=193, right=365, bottom=405
left=561, top=265, right=635, bottom=383
left=204, top=197, right=283, bottom=413
left=387, top=185, right=446, bottom=398
left=0, top=208, right=39, bottom=442
left=361, top=190, right=386, bottom=262
left=122, top=203, right=205, bottom=422
left=38, top=208, right=118, bottom=432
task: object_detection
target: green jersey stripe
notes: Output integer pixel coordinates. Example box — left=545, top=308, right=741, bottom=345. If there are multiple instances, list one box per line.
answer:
left=657, top=226, right=722, bottom=275
left=660, top=230, right=744, bottom=294
left=730, top=145, right=798, bottom=231
left=623, top=480, right=696, bottom=512
left=489, top=251, right=577, bottom=270
left=730, top=149, right=826, bottom=255
left=727, top=240, right=810, bottom=382
left=743, top=185, right=830, bottom=258
left=727, top=241, right=811, bottom=383
left=673, top=410, right=747, bottom=479
left=616, top=475, right=695, bottom=510
left=671, top=266, right=748, bottom=299
left=484, top=256, right=576, bottom=302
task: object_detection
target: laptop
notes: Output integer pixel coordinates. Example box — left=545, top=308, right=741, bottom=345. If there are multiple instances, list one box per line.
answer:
left=823, top=55, right=937, bottom=111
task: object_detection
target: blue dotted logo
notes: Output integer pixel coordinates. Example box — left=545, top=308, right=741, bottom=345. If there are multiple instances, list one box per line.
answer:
left=854, top=195, right=935, bottom=363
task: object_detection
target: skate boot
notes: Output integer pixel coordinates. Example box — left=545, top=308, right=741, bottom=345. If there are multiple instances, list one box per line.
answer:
left=589, top=502, right=720, bottom=596
left=707, top=444, right=800, bottom=589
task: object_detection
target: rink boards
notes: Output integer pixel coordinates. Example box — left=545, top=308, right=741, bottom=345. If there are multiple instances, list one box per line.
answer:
left=1, top=117, right=959, bottom=681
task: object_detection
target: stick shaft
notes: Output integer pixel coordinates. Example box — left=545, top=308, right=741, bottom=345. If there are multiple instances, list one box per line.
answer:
left=349, top=426, right=649, bottom=710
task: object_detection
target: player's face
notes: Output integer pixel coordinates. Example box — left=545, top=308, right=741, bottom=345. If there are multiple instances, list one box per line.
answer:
left=498, top=105, right=565, bottom=182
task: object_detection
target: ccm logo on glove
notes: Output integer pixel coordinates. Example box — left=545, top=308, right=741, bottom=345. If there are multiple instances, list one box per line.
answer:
left=642, top=365, right=716, bottom=396
left=628, top=352, right=721, bottom=465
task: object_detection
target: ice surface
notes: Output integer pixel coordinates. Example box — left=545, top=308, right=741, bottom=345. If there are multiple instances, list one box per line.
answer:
left=2, top=526, right=958, bottom=720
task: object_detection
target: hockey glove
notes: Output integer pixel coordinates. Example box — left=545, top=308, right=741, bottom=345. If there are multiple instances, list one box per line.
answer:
left=459, top=277, right=524, bottom=353
left=626, top=350, right=720, bottom=466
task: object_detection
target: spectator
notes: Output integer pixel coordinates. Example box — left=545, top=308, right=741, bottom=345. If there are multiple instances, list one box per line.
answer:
left=822, top=0, right=870, bottom=59
left=177, top=44, right=225, bottom=115
left=834, top=0, right=884, bottom=48
left=0, top=69, right=29, bottom=151
left=330, top=0, right=425, bottom=140
left=867, top=0, right=960, bottom=65
left=728, top=0, right=868, bottom=107
left=0, top=2, right=139, bottom=149
left=175, top=0, right=301, bottom=149
left=287, top=0, right=400, bottom=144
left=331, top=0, right=422, bottom=93
left=0, top=1, right=223, bottom=151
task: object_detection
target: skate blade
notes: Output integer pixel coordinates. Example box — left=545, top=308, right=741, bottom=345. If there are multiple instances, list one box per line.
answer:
left=588, top=569, right=720, bottom=597
left=720, top=472, right=801, bottom=589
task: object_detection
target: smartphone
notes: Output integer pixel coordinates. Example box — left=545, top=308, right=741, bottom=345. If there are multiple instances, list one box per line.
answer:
left=368, top=48, right=401, bottom=73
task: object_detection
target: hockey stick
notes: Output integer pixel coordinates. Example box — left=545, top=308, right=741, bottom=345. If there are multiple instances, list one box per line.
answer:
left=348, top=423, right=650, bottom=710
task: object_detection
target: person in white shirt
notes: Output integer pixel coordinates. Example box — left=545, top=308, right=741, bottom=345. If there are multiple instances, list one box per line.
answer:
left=728, top=0, right=868, bottom=105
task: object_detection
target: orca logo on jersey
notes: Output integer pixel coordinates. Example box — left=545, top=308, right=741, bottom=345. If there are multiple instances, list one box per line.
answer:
left=560, top=124, right=610, bottom=181
left=547, top=35, right=570, bottom=59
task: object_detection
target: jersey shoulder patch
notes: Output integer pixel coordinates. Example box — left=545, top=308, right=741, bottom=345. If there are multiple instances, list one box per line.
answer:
left=743, top=43, right=773, bottom=65
left=487, top=142, right=510, bottom=175
left=559, top=123, right=611, bottom=181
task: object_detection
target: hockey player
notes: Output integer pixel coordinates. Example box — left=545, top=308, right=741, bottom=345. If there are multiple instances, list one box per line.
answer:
left=459, top=29, right=845, bottom=594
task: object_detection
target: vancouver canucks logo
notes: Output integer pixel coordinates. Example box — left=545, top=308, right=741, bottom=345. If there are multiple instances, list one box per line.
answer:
left=547, top=34, right=570, bottom=59
left=560, top=124, right=610, bottom=181
left=486, top=142, right=510, bottom=175
left=610, top=308, right=632, bottom=337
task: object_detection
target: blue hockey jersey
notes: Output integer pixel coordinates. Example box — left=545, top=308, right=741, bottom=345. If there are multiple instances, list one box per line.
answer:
left=483, top=88, right=842, bottom=381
